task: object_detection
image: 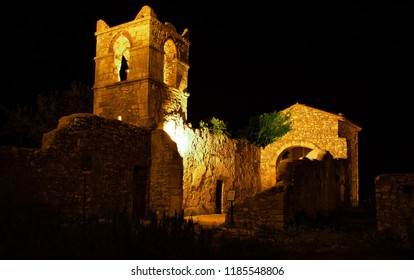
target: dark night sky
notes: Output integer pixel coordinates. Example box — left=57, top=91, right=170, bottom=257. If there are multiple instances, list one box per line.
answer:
left=1, top=1, right=414, bottom=200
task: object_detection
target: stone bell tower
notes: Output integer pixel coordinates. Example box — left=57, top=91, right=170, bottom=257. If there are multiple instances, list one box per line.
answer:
left=93, top=5, right=190, bottom=129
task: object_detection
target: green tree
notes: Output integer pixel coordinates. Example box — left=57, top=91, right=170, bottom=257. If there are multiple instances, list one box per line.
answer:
left=241, top=110, right=292, bottom=148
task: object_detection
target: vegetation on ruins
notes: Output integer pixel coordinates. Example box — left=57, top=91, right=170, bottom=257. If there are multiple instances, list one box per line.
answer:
left=199, top=117, right=231, bottom=137
left=199, top=111, right=292, bottom=148
left=239, top=110, right=292, bottom=148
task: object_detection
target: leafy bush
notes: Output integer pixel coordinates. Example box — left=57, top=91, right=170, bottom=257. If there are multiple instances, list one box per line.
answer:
left=199, top=117, right=230, bottom=136
left=241, top=110, right=292, bottom=148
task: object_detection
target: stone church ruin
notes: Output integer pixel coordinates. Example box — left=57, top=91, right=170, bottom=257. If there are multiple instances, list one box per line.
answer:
left=0, top=5, right=364, bottom=230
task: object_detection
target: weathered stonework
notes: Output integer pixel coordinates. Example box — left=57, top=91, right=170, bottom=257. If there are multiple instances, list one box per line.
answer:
left=179, top=126, right=261, bottom=215
left=230, top=187, right=286, bottom=230
left=376, top=174, right=414, bottom=236
left=93, top=5, right=190, bottom=128
left=0, top=5, right=363, bottom=230
left=0, top=114, right=182, bottom=221
left=228, top=152, right=348, bottom=230
left=261, top=103, right=360, bottom=207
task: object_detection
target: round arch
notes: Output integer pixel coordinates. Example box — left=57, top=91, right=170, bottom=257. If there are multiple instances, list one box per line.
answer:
left=265, top=140, right=327, bottom=187
left=273, top=141, right=325, bottom=163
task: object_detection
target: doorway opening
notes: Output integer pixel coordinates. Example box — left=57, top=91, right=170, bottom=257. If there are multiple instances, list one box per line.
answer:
left=133, top=166, right=148, bottom=219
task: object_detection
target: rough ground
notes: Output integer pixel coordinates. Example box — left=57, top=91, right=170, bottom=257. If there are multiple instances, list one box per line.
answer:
left=2, top=208, right=413, bottom=260
left=186, top=209, right=414, bottom=260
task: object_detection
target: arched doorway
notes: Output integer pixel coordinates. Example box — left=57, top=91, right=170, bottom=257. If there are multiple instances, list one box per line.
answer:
left=276, top=146, right=312, bottom=183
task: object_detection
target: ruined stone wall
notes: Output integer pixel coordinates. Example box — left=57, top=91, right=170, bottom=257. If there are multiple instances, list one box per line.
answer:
left=338, top=119, right=361, bottom=206
left=228, top=187, right=286, bottom=230
left=376, top=174, right=414, bottom=236
left=285, top=155, right=346, bottom=218
left=0, top=146, right=45, bottom=217
left=180, top=127, right=261, bottom=216
left=0, top=114, right=185, bottom=222
left=176, top=104, right=351, bottom=220
left=150, top=130, right=183, bottom=217
left=41, top=114, right=153, bottom=221
left=227, top=153, right=346, bottom=230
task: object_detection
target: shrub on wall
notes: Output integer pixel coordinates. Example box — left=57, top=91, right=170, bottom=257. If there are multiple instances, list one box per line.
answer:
left=199, top=117, right=231, bottom=137
left=241, top=110, right=292, bottom=148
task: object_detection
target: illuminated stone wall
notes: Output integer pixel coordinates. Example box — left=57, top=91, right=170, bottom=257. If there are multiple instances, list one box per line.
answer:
left=260, top=103, right=361, bottom=207
left=177, top=126, right=261, bottom=216
left=376, top=174, right=414, bottom=236
left=171, top=112, right=352, bottom=218
left=93, top=6, right=190, bottom=129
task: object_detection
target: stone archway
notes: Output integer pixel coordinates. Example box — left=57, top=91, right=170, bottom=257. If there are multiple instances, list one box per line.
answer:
left=261, top=140, right=326, bottom=189
left=276, top=146, right=312, bottom=184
